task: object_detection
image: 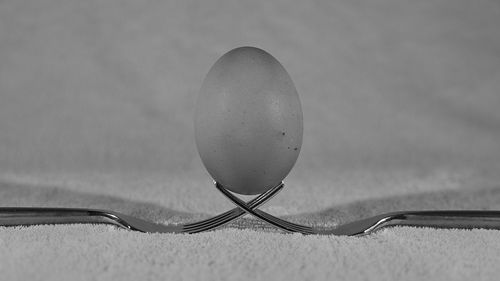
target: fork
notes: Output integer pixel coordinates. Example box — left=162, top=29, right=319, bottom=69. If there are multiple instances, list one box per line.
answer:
left=2, top=206, right=500, bottom=236
left=0, top=181, right=284, bottom=235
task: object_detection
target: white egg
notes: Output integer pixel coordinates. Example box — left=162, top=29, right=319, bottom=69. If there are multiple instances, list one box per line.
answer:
left=195, top=47, right=303, bottom=195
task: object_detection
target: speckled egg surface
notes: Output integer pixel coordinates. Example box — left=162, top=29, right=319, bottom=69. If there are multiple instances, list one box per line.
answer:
left=195, top=47, right=303, bottom=195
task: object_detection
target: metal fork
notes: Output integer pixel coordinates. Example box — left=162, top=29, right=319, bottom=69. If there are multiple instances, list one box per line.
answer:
left=2, top=182, right=500, bottom=235
left=0, top=182, right=315, bottom=234
left=2, top=207, right=500, bottom=236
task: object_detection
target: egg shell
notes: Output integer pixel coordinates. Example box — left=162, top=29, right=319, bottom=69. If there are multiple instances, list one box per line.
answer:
left=195, top=47, right=303, bottom=195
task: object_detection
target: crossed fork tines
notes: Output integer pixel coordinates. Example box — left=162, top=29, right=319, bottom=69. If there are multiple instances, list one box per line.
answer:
left=182, top=182, right=315, bottom=234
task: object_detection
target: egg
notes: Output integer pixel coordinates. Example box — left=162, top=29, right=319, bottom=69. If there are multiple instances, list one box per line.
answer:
left=195, top=47, right=303, bottom=195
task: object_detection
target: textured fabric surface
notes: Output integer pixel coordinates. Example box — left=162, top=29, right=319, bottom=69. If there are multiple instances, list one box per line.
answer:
left=1, top=0, right=500, bottom=280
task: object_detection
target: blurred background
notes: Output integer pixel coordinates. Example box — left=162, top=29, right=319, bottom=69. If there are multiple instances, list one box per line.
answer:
left=1, top=0, right=499, bottom=205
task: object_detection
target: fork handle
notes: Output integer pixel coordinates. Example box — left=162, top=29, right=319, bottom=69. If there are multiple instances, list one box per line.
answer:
left=377, top=210, right=500, bottom=232
left=0, top=207, right=124, bottom=228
